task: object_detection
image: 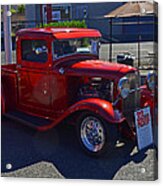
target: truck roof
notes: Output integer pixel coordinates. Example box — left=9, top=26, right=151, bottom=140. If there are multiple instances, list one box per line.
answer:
left=16, top=28, right=102, bottom=39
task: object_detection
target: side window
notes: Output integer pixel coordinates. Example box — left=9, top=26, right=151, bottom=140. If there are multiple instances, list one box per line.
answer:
left=21, top=40, right=48, bottom=63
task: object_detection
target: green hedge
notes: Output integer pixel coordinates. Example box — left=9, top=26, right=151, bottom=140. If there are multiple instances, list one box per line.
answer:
left=42, top=20, right=87, bottom=28
left=17, top=5, right=25, bottom=14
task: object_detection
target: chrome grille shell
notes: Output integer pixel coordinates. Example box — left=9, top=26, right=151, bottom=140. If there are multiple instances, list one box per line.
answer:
left=122, top=72, right=141, bottom=127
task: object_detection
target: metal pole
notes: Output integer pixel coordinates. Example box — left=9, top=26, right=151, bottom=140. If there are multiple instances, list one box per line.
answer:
left=40, top=4, right=43, bottom=27
left=109, top=18, right=112, bottom=62
left=3, top=5, right=12, bottom=64
left=138, top=35, right=141, bottom=68
left=138, top=15, right=141, bottom=68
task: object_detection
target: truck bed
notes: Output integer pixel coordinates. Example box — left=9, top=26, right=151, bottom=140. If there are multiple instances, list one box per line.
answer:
left=1, top=63, right=17, bottom=73
left=1, top=63, right=18, bottom=112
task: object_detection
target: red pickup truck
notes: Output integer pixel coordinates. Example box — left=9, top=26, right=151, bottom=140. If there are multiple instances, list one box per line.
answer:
left=1, top=28, right=155, bottom=156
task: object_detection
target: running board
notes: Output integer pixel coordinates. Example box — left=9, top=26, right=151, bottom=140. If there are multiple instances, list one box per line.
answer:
left=4, top=111, right=53, bottom=129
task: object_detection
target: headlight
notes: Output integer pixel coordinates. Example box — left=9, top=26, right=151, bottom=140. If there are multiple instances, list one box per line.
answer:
left=118, top=77, right=130, bottom=99
left=147, top=72, right=156, bottom=91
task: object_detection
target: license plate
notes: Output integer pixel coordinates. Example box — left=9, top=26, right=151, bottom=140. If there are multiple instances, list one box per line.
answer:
left=134, top=107, right=153, bottom=150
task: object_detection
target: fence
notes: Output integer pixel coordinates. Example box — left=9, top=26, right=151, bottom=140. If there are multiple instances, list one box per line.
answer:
left=1, top=19, right=158, bottom=76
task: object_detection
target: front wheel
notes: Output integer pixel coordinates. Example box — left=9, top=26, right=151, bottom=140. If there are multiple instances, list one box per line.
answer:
left=77, top=112, right=117, bottom=156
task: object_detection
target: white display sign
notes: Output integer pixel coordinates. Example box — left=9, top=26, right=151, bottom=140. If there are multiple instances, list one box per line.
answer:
left=134, top=107, right=153, bottom=150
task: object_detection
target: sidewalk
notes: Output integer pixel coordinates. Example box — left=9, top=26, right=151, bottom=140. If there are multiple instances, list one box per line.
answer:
left=2, top=161, right=64, bottom=178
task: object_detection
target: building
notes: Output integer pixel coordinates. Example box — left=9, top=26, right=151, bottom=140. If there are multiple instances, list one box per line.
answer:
left=25, top=2, right=124, bottom=40
left=25, top=2, right=157, bottom=43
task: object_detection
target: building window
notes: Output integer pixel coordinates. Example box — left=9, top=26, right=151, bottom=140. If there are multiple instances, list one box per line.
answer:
left=52, top=10, right=61, bottom=21
left=42, top=4, right=71, bottom=23
left=21, top=40, right=48, bottom=63
left=75, top=5, right=88, bottom=19
left=51, top=4, right=71, bottom=21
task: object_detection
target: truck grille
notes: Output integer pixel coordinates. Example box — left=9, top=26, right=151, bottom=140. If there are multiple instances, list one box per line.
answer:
left=122, top=72, right=141, bottom=127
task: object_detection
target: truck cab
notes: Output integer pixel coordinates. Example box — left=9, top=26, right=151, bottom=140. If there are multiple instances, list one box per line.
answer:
left=15, top=28, right=102, bottom=117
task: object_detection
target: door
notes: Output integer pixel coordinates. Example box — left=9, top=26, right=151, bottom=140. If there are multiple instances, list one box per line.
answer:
left=17, top=39, right=52, bottom=116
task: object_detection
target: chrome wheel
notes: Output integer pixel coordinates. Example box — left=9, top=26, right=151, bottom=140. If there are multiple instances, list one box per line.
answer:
left=80, top=116, right=105, bottom=152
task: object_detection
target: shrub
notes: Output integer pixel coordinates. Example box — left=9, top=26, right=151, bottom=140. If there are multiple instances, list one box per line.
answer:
left=42, top=20, right=87, bottom=28
left=17, top=5, right=25, bottom=14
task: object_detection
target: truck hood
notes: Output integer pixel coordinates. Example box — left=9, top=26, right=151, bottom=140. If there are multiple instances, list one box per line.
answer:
left=66, top=59, right=136, bottom=80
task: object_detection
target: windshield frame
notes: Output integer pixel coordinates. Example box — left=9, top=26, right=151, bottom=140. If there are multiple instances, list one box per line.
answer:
left=52, top=37, right=100, bottom=60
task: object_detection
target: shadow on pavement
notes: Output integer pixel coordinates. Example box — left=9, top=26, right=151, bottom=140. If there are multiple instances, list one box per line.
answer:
left=1, top=117, right=151, bottom=179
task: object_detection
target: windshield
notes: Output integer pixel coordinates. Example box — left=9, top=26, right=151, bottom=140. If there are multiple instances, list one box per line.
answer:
left=52, top=38, right=100, bottom=59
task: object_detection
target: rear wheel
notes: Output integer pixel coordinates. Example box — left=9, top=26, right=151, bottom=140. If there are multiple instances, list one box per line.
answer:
left=77, top=112, right=117, bottom=156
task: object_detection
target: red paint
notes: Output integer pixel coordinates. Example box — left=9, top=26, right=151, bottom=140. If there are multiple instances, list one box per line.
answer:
left=16, top=28, right=102, bottom=40
left=37, top=98, right=126, bottom=131
left=1, top=85, right=6, bottom=114
left=140, top=85, right=155, bottom=120
left=68, top=59, right=135, bottom=81
left=1, top=64, right=18, bottom=112
left=1, top=28, right=153, bottom=138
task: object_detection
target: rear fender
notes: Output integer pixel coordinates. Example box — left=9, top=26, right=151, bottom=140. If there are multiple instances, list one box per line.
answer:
left=1, top=85, right=6, bottom=114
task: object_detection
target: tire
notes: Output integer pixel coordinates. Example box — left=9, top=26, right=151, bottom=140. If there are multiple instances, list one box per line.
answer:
left=76, top=112, right=118, bottom=157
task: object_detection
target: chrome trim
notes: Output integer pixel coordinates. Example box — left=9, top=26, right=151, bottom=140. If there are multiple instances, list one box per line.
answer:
left=80, top=116, right=105, bottom=152
left=118, top=76, right=130, bottom=99
left=59, top=67, right=65, bottom=74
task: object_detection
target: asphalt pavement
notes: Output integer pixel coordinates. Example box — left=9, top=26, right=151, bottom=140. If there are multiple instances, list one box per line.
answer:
left=1, top=117, right=157, bottom=180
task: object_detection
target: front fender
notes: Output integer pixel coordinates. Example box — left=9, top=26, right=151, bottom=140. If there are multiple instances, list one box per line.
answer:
left=140, top=85, right=158, bottom=128
left=140, top=85, right=155, bottom=112
left=37, top=98, right=125, bottom=131
left=67, top=98, right=125, bottom=124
